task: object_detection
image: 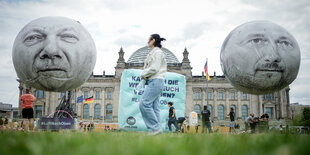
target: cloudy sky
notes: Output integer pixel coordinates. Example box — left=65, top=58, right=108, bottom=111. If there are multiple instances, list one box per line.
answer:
left=0, top=0, right=309, bottom=107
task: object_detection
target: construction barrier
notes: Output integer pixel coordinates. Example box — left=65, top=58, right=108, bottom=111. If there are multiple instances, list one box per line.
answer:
left=184, top=126, right=230, bottom=134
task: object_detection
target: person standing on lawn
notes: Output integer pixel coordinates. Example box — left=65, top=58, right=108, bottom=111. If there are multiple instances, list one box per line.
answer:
left=20, top=88, right=36, bottom=132
left=139, top=34, right=167, bottom=135
left=201, top=105, right=213, bottom=133
left=168, top=102, right=180, bottom=132
left=227, top=107, right=236, bottom=133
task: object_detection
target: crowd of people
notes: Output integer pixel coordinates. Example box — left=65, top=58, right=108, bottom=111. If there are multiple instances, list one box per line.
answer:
left=78, top=122, right=118, bottom=132
left=0, top=117, right=38, bottom=131
left=167, top=105, right=274, bottom=134
left=4, top=84, right=277, bottom=134
left=244, top=113, right=270, bottom=133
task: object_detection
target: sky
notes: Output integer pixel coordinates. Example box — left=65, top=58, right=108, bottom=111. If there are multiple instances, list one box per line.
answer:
left=0, top=0, right=309, bottom=107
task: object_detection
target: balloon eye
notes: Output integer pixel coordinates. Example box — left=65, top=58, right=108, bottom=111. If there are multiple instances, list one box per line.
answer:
left=252, top=38, right=261, bottom=43
left=278, top=40, right=291, bottom=46
left=24, top=34, right=45, bottom=46
left=250, top=38, right=266, bottom=44
left=60, top=34, right=79, bottom=43
left=246, top=38, right=268, bottom=47
left=276, top=40, right=294, bottom=50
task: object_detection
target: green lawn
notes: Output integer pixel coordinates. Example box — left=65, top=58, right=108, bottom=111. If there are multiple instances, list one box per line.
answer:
left=0, top=131, right=309, bottom=155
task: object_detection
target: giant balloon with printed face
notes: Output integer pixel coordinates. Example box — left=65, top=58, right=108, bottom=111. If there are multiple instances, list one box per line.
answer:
left=12, top=16, right=97, bottom=92
left=220, top=21, right=300, bottom=94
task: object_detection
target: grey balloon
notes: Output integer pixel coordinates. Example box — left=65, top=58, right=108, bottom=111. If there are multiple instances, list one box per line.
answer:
left=12, top=16, right=97, bottom=92
left=220, top=21, right=300, bottom=94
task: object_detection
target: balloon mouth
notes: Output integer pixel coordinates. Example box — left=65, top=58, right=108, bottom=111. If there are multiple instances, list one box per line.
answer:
left=36, top=68, right=68, bottom=79
left=20, top=74, right=74, bottom=85
left=37, top=68, right=67, bottom=72
left=255, top=69, right=284, bottom=72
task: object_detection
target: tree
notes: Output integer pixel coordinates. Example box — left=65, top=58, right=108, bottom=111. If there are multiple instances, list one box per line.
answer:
left=302, top=108, right=310, bottom=127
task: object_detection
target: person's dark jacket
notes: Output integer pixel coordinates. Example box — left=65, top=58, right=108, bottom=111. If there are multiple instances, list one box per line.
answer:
left=201, top=110, right=211, bottom=122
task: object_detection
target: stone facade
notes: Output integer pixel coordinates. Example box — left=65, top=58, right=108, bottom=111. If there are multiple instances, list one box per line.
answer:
left=18, top=47, right=291, bottom=125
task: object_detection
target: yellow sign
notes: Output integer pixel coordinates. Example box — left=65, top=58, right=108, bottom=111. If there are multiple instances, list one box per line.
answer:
left=192, top=112, right=197, bottom=119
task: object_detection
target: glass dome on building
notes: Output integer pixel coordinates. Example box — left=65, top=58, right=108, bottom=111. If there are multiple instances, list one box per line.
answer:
left=127, top=46, right=180, bottom=64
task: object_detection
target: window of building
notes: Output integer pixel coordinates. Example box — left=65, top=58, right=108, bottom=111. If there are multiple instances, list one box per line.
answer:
left=106, top=104, right=113, bottom=119
left=242, top=105, right=248, bottom=120
left=13, top=111, right=18, bottom=118
left=263, top=93, right=275, bottom=100
left=35, top=90, right=45, bottom=98
left=208, top=92, right=212, bottom=100
left=218, top=105, right=224, bottom=120
left=194, top=104, right=201, bottom=119
left=94, top=104, right=101, bottom=119
left=194, top=92, right=200, bottom=100
left=83, top=104, right=89, bottom=119
left=218, top=92, right=224, bottom=100
left=95, top=91, right=100, bottom=99
left=60, top=92, right=65, bottom=98
left=242, top=92, right=247, bottom=100
left=84, top=91, right=88, bottom=99
left=35, top=105, right=42, bottom=118
left=72, top=91, right=75, bottom=99
left=265, top=107, right=273, bottom=119
left=230, top=105, right=237, bottom=120
left=207, top=105, right=213, bottom=120
left=71, top=104, right=75, bottom=111
left=107, top=91, right=112, bottom=99
left=230, top=92, right=236, bottom=100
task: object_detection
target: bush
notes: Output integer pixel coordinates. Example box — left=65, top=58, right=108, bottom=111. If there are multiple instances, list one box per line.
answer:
left=292, top=113, right=304, bottom=126
left=292, top=108, right=310, bottom=127
left=303, top=108, right=310, bottom=127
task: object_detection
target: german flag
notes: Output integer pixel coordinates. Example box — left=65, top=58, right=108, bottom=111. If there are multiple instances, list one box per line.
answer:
left=204, top=60, right=211, bottom=81
left=85, top=96, right=94, bottom=103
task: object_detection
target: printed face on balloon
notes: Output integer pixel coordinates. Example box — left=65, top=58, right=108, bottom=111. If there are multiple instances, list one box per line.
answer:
left=220, top=21, right=300, bottom=94
left=13, top=17, right=96, bottom=92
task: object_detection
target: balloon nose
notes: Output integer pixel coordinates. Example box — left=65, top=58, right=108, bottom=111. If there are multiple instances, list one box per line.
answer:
left=264, top=56, right=281, bottom=63
left=264, top=48, right=281, bottom=63
left=40, top=53, right=62, bottom=59
left=39, top=39, right=62, bottom=60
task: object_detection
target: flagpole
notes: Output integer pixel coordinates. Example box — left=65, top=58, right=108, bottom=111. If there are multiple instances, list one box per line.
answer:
left=206, top=58, right=209, bottom=106
left=91, top=97, right=94, bottom=122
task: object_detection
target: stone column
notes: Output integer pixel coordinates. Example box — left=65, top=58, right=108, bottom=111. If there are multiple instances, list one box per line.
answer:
left=259, top=95, right=263, bottom=116
left=214, top=88, right=218, bottom=120
left=237, top=91, right=241, bottom=119
left=101, top=87, right=105, bottom=121
left=225, top=88, right=230, bottom=120
left=201, top=88, right=205, bottom=107
left=89, top=87, right=94, bottom=120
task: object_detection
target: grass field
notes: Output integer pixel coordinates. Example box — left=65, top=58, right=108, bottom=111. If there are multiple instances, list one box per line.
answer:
left=0, top=131, right=310, bottom=155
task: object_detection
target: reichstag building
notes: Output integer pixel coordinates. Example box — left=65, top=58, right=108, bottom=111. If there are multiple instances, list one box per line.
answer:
left=18, top=46, right=291, bottom=126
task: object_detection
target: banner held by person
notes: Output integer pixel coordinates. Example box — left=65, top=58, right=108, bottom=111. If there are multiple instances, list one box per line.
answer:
left=118, top=69, right=186, bottom=132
